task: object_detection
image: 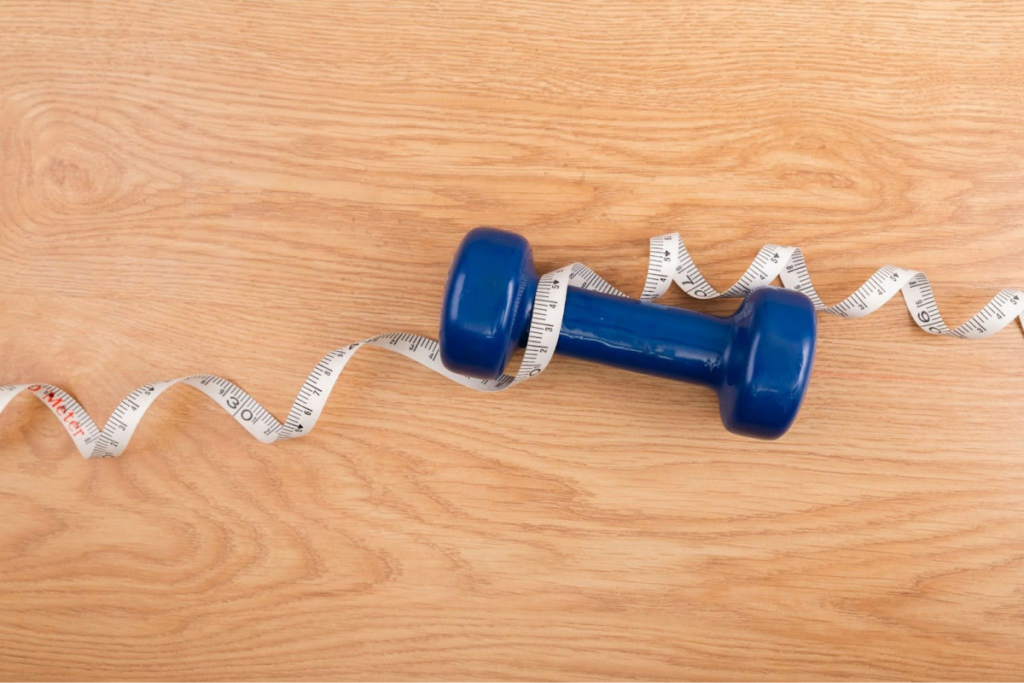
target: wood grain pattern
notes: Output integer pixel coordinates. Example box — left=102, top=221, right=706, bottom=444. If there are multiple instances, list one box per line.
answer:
left=2, top=1, right=1024, bottom=679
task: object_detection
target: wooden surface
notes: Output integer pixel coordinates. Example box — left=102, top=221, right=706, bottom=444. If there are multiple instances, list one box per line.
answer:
left=2, top=1, right=1024, bottom=680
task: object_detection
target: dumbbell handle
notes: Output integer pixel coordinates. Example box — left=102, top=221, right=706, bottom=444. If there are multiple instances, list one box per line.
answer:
left=532, top=288, right=728, bottom=388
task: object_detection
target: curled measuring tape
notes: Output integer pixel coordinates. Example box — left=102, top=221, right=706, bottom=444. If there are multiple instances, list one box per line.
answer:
left=2, top=233, right=1022, bottom=458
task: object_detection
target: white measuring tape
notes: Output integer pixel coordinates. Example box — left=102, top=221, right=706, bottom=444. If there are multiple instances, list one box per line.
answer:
left=2, top=234, right=1022, bottom=458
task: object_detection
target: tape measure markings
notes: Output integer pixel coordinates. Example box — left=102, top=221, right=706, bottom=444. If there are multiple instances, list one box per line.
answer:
left=1, top=234, right=1021, bottom=458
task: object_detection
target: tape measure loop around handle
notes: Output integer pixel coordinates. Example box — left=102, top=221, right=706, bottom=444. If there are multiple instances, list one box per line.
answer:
left=1, top=233, right=1021, bottom=458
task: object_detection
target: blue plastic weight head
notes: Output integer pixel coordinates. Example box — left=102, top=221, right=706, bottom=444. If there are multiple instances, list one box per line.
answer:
left=440, top=227, right=817, bottom=439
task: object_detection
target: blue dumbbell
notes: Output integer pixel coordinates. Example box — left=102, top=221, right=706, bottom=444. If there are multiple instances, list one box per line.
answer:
left=439, top=227, right=817, bottom=439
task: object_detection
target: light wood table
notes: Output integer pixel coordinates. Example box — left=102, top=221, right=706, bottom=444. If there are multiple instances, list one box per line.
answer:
left=2, top=1, right=1023, bottom=679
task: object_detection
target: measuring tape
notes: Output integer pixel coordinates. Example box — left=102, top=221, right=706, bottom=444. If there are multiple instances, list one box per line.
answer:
left=2, top=234, right=1022, bottom=458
